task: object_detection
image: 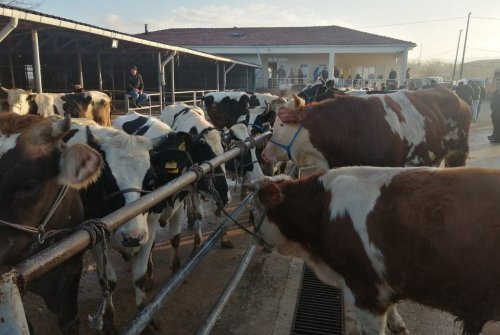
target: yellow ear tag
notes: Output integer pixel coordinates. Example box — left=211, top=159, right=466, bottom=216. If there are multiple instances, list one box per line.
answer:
left=177, top=142, right=186, bottom=152
left=164, top=161, right=179, bottom=174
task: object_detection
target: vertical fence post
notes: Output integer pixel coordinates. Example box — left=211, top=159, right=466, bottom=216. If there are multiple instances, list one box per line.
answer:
left=0, top=270, right=30, bottom=335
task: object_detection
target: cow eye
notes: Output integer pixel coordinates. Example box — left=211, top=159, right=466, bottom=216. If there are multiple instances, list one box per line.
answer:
left=15, top=181, right=39, bottom=198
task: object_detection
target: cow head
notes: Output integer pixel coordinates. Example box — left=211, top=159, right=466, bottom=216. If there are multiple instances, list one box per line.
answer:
left=249, top=175, right=293, bottom=249
left=223, top=123, right=264, bottom=183
left=149, top=131, right=193, bottom=189
left=261, top=95, right=307, bottom=163
left=1, top=87, right=35, bottom=115
left=298, top=79, right=336, bottom=103
left=74, top=126, right=153, bottom=251
left=181, top=129, right=230, bottom=206
left=206, top=95, right=250, bottom=129
left=0, top=113, right=102, bottom=264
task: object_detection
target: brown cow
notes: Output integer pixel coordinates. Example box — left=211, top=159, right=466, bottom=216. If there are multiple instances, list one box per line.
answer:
left=262, top=88, right=471, bottom=169
left=0, top=113, right=102, bottom=333
left=252, top=167, right=500, bottom=335
left=1, top=87, right=112, bottom=126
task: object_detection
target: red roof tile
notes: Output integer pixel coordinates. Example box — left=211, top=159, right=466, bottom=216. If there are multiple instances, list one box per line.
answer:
left=141, top=26, right=416, bottom=47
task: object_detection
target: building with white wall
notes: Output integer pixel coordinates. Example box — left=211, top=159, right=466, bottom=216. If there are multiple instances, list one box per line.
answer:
left=143, top=25, right=416, bottom=89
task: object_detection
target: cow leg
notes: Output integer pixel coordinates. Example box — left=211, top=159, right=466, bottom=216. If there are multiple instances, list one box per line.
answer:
left=386, top=304, right=409, bottom=334
left=186, top=195, right=196, bottom=230
left=92, top=243, right=117, bottom=334
left=351, top=305, right=387, bottom=335
left=167, top=204, right=184, bottom=272
left=445, top=149, right=468, bottom=167
left=189, top=192, right=205, bottom=252
left=131, top=224, right=156, bottom=308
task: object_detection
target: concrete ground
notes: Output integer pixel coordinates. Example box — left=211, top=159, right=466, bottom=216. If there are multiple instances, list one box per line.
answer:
left=21, top=102, right=500, bottom=335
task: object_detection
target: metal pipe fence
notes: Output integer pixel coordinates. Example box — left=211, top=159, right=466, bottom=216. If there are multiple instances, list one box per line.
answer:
left=1, top=131, right=272, bottom=333
left=122, top=192, right=257, bottom=335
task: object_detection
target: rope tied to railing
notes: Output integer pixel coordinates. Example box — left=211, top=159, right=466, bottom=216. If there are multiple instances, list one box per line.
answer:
left=80, top=219, right=111, bottom=331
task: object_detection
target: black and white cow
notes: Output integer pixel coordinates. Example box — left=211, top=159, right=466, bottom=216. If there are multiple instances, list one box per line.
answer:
left=222, top=123, right=264, bottom=185
left=62, top=119, right=163, bottom=332
left=113, top=111, right=212, bottom=270
left=202, top=91, right=281, bottom=133
left=1, top=87, right=112, bottom=126
left=160, top=103, right=234, bottom=247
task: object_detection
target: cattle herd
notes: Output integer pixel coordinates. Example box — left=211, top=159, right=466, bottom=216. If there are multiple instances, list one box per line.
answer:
left=0, top=81, right=499, bottom=335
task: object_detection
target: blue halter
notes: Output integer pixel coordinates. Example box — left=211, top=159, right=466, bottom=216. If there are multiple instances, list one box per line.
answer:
left=269, top=123, right=304, bottom=160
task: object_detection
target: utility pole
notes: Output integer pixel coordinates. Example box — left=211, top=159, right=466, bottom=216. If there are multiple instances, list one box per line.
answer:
left=459, top=12, right=471, bottom=79
left=452, top=29, right=463, bottom=82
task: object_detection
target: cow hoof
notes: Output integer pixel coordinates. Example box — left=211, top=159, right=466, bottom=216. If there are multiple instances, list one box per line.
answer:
left=220, top=239, right=234, bottom=249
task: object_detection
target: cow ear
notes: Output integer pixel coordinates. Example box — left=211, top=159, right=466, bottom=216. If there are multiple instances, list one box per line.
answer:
left=292, top=94, right=304, bottom=109
left=51, top=114, right=72, bottom=139
left=58, top=143, right=102, bottom=189
left=25, top=89, right=32, bottom=94
left=239, top=95, right=250, bottom=107
left=1, top=86, right=9, bottom=93
left=258, top=183, right=283, bottom=209
left=176, top=132, right=194, bottom=152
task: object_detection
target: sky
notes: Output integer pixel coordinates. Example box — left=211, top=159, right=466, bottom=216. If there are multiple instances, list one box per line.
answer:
left=36, top=0, right=500, bottom=63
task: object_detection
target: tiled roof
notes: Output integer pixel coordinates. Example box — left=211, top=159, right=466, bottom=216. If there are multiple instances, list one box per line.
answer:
left=142, top=26, right=416, bottom=47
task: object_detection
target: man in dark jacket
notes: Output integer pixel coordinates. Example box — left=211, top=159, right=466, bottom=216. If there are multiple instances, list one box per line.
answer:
left=455, top=82, right=473, bottom=116
left=489, top=82, right=500, bottom=143
left=126, top=65, right=149, bottom=108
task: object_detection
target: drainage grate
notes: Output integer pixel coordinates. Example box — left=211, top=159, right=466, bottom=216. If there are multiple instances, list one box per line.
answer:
left=291, top=265, right=344, bottom=335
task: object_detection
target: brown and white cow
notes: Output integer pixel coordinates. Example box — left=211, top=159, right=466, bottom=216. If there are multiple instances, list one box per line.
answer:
left=262, top=88, right=471, bottom=169
left=252, top=167, right=500, bottom=335
left=1, top=87, right=112, bottom=126
left=0, top=113, right=102, bottom=334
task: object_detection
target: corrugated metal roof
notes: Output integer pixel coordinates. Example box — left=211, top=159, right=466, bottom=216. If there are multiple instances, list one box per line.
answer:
left=0, top=4, right=260, bottom=67
left=142, top=26, right=416, bottom=48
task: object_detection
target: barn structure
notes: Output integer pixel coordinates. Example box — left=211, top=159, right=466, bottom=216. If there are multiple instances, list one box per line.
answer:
left=143, top=26, right=416, bottom=89
left=0, top=5, right=260, bottom=110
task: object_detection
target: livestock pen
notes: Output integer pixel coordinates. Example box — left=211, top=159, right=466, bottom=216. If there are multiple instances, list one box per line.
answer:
left=0, top=132, right=274, bottom=334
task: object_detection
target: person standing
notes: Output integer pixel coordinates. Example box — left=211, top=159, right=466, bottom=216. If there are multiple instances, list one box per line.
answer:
left=470, top=81, right=481, bottom=121
left=321, top=67, right=329, bottom=81
left=127, top=65, right=149, bottom=108
left=489, top=82, right=500, bottom=143
left=406, top=68, right=411, bottom=79
left=334, top=66, right=340, bottom=78
left=277, top=65, right=286, bottom=84
left=478, top=84, right=486, bottom=120
left=389, top=68, right=397, bottom=80
left=455, top=82, right=473, bottom=116
left=313, top=66, right=320, bottom=82
left=297, top=67, right=304, bottom=85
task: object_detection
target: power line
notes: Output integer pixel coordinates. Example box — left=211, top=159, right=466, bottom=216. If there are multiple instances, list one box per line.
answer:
left=356, top=17, right=463, bottom=29
left=468, top=47, right=500, bottom=54
left=471, top=16, right=500, bottom=21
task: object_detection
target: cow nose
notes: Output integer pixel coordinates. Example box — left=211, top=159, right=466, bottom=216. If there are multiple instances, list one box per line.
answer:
left=121, top=233, right=145, bottom=247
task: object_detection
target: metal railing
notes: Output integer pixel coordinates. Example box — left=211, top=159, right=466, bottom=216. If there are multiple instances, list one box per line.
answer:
left=164, top=89, right=218, bottom=106
left=0, top=131, right=272, bottom=334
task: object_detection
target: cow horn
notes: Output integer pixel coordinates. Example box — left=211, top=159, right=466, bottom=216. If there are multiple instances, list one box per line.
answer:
left=1, top=86, right=9, bottom=93
left=51, top=114, right=71, bottom=139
